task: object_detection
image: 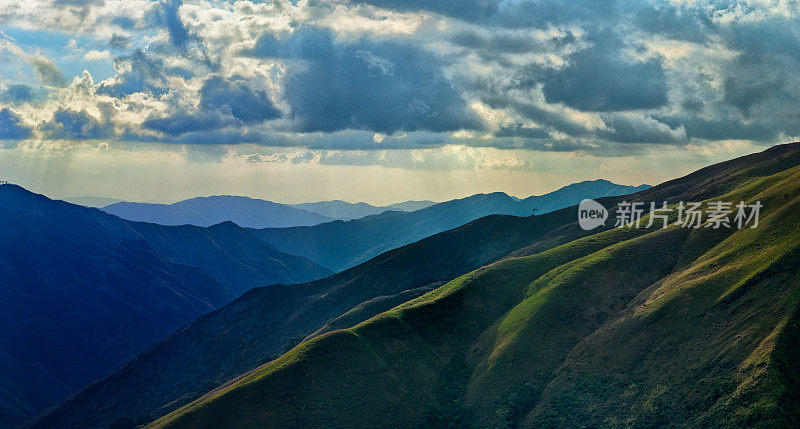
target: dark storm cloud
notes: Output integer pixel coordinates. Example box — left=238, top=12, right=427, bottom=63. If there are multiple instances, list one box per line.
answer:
left=244, top=28, right=481, bottom=134
left=199, top=76, right=282, bottom=124
left=140, top=75, right=283, bottom=137
left=0, top=108, right=33, bottom=140
left=525, top=31, right=669, bottom=112
left=42, top=109, right=114, bottom=139
left=722, top=73, right=786, bottom=117
left=653, top=115, right=781, bottom=143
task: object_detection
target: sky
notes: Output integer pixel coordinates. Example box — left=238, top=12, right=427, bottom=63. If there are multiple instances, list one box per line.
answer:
left=0, top=0, right=798, bottom=204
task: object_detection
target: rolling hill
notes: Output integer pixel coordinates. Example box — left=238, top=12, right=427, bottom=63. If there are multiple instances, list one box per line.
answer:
left=250, top=180, right=650, bottom=272
left=102, top=196, right=333, bottom=228
left=0, top=187, right=329, bottom=428
left=148, top=143, right=800, bottom=428
left=34, top=144, right=800, bottom=428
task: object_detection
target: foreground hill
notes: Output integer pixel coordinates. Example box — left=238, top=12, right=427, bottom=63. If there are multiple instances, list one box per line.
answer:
left=103, top=196, right=333, bottom=228
left=151, top=143, right=800, bottom=428
left=251, top=180, right=650, bottom=271
left=35, top=144, right=800, bottom=428
left=0, top=188, right=329, bottom=428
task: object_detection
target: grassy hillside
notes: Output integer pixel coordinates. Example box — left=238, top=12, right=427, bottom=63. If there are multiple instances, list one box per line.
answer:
left=36, top=143, right=800, bottom=428
left=152, top=144, right=800, bottom=428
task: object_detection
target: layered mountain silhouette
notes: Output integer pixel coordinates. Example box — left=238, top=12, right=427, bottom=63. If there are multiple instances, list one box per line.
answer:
left=0, top=188, right=329, bottom=428
left=30, top=180, right=649, bottom=428
left=102, top=196, right=437, bottom=229
left=36, top=147, right=799, bottom=428
left=251, top=180, right=650, bottom=271
left=290, top=199, right=435, bottom=220
left=142, top=143, right=800, bottom=428
left=102, top=196, right=333, bottom=228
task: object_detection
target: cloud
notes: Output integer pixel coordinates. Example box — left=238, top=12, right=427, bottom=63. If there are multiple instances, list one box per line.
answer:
left=529, top=31, right=669, bottom=112
left=107, top=33, right=132, bottom=50
left=246, top=28, right=482, bottom=133
left=27, top=54, right=66, bottom=87
left=96, top=49, right=170, bottom=97
left=158, top=0, right=190, bottom=50
left=42, top=108, right=114, bottom=139
left=0, top=84, right=44, bottom=104
left=51, top=0, right=105, bottom=20
left=0, top=108, right=33, bottom=140
left=653, top=114, right=780, bottom=143
left=199, top=76, right=282, bottom=124
left=141, top=112, right=228, bottom=136
left=494, top=123, right=551, bottom=139
left=598, top=114, right=687, bottom=144
left=84, top=49, right=112, bottom=61
left=2, top=0, right=800, bottom=156
left=346, top=0, right=501, bottom=22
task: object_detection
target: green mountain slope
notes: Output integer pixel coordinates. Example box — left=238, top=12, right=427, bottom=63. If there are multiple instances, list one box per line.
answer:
left=34, top=143, right=800, bottom=429
left=151, top=144, right=800, bottom=428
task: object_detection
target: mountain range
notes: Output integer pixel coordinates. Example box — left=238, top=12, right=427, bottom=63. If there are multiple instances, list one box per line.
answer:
left=250, top=180, right=650, bottom=272
left=102, top=196, right=334, bottom=229
left=34, top=145, right=799, bottom=428
left=101, top=197, right=436, bottom=229
left=27, top=180, right=646, bottom=428
left=17, top=147, right=798, bottom=428
left=0, top=189, right=330, bottom=428
left=26, top=142, right=799, bottom=428
left=143, top=143, right=800, bottom=428
left=289, top=199, right=435, bottom=220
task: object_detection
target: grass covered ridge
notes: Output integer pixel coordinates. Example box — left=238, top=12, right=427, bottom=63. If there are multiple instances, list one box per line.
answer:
left=151, top=151, right=800, bottom=428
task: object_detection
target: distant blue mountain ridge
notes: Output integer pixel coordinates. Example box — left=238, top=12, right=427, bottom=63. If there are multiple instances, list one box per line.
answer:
left=249, top=180, right=651, bottom=271
left=99, top=180, right=647, bottom=230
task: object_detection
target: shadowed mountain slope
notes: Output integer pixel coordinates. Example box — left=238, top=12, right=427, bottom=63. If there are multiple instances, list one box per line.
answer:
left=0, top=188, right=329, bottom=428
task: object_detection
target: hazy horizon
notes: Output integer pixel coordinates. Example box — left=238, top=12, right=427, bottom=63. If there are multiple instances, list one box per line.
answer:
left=26, top=174, right=657, bottom=207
